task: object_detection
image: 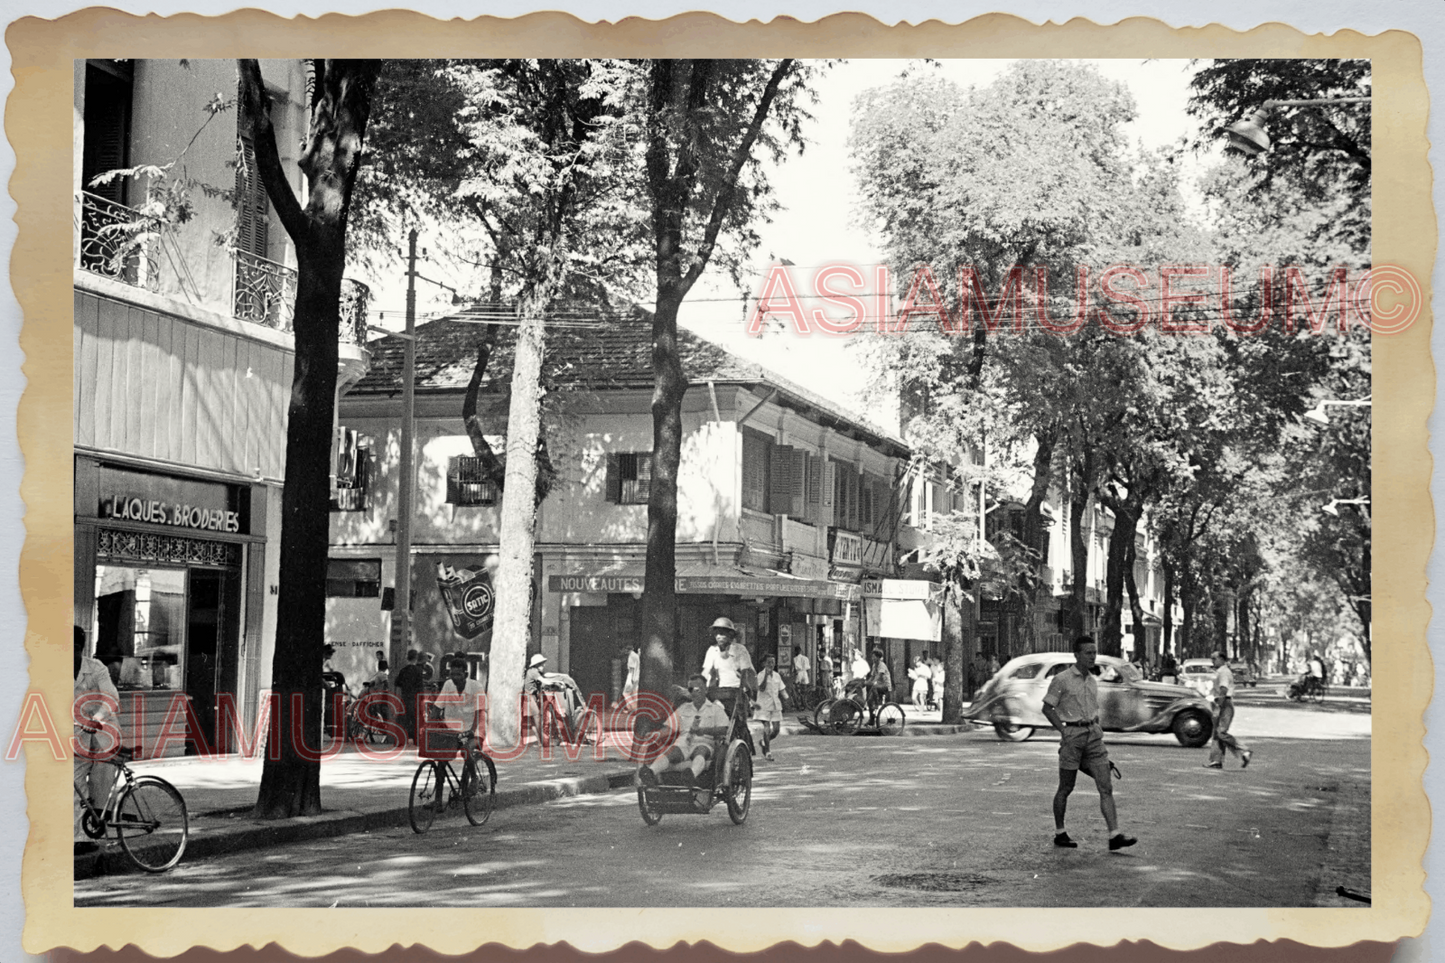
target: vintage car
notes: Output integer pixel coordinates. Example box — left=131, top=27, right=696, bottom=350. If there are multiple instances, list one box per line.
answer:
left=965, top=652, right=1215, bottom=747
left=1179, top=658, right=1217, bottom=697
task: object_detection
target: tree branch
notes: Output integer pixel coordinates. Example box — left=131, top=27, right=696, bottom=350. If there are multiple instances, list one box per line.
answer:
left=681, top=59, right=795, bottom=293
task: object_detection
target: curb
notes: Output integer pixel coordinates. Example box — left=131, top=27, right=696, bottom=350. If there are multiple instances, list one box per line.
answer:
left=76, top=768, right=634, bottom=881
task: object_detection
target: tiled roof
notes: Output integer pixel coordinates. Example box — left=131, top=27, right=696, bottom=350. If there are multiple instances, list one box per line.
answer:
left=352, top=304, right=907, bottom=454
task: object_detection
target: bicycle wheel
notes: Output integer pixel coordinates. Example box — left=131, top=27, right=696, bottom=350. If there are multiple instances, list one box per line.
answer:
left=813, top=699, right=837, bottom=730
left=1309, top=683, right=1327, bottom=705
left=115, top=777, right=188, bottom=873
left=724, top=740, right=752, bottom=825
left=408, top=761, right=442, bottom=834
left=462, top=753, right=496, bottom=827
left=876, top=702, right=906, bottom=736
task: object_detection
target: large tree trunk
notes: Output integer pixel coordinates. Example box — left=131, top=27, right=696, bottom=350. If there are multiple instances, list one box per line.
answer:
left=1161, top=555, right=1175, bottom=658
left=1017, top=431, right=1056, bottom=654
left=941, top=580, right=967, bottom=723
left=1098, top=500, right=1140, bottom=658
left=243, top=59, right=380, bottom=819
left=1123, top=536, right=1148, bottom=669
left=1067, top=453, right=1092, bottom=639
left=486, top=284, right=553, bottom=750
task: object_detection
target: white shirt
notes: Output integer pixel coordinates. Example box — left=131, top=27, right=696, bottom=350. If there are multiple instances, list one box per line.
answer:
left=438, top=677, right=486, bottom=735
left=851, top=656, right=869, bottom=681
left=624, top=649, right=640, bottom=694
left=74, top=656, right=118, bottom=728
left=703, top=642, right=754, bottom=688
left=756, top=669, right=786, bottom=714
left=792, top=653, right=811, bottom=686
left=676, top=698, right=729, bottom=751
left=1212, top=665, right=1235, bottom=703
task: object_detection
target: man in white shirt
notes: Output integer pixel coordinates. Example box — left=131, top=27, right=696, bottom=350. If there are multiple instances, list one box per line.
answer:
left=430, top=657, right=486, bottom=757
left=74, top=626, right=119, bottom=854
left=792, top=645, right=810, bottom=689
left=700, top=617, right=756, bottom=754
left=1204, top=650, right=1253, bottom=770
left=638, top=673, right=730, bottom=805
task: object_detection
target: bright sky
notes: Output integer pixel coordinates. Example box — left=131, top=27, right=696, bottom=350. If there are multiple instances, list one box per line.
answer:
left=676, top=58, right=1213, bottom=430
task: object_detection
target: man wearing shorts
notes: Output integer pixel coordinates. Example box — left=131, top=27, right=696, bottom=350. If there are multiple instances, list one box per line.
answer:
left=638, top=673, right=730, bottom=799
left=1041, top=636, right=1136, bottom=852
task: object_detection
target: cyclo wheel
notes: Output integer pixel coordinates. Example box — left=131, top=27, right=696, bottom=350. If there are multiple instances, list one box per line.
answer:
left=1310, top=683, right=1327, bottom=705
left=724, top=740, right=753, bottom=824
left=834, top=699, right=863, bottom=736
left=637, top=784, right=663, bottom=825
left=463, top=753, right=496, bottom=827
left=813, top=699, right=837, bottom=730
left=876, top=702, right=906, bottom=736
left=408, top=761, right=441, bottom=834
left=115, top=776, right=188, bottom=873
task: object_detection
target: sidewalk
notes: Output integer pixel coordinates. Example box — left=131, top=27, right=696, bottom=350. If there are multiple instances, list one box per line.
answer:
left=76, top=707, right=980, bottom=880
left=75, top=732, right=641, bottom=880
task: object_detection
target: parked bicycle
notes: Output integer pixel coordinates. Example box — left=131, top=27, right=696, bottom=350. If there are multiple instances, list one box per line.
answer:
left=813, top=681, right=906, bottom=736
left=74, top=745, right=189, bottom=872
left=408, top=730, right=497, bottom=834
left=1287, top=673, right=1328, bottom=705
left=342, top=688, right=393, bottom=745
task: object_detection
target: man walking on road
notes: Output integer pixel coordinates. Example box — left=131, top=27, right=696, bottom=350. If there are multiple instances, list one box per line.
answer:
left=1204, top=650, right=1253, bottom=770
left=1041, top=636, right=1136, bottom=852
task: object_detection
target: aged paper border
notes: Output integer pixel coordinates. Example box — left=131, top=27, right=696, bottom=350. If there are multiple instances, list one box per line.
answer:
left=11, top=9, right=1431, bottom=956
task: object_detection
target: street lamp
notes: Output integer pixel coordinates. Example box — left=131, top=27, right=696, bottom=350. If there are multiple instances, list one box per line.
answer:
left=1323, top=497, right=1364, bottom=514
left=1304, top=396, right=1372, bottom=425
left=1225, top=97, right=1371, bottom=157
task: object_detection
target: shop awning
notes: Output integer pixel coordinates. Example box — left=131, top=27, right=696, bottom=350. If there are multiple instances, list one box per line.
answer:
left=547, top=561, right=860, bottom=602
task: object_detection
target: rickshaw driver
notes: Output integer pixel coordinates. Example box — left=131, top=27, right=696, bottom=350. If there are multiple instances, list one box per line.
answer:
left=701, top=617, right=757, bottom=749
left=637, top=674, right=730, bottom=802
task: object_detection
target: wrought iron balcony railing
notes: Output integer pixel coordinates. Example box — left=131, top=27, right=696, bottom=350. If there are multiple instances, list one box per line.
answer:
left=76, top=193, right=371, bottom=345
left=231, top=249, right=370, bottom=345
left=78, top=191, right=159, bottom=290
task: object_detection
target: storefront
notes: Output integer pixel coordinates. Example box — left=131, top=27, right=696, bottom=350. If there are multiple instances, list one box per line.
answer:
left=549, top=561, right=863, bottom=705
left=74, top=457, right=267, bottom=758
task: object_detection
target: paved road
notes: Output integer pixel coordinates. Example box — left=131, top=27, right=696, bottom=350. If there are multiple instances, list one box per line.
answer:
left=75, top=702, right=1368, bottom=909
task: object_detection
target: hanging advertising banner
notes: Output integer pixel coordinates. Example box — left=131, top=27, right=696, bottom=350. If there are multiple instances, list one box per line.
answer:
left=413, top=554, right=502, bottom=652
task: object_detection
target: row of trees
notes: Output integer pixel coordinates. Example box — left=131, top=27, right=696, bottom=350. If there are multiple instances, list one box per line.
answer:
left=847, top=59, right=1371, bottom=709
left=237, top=58, right=814, bottom=817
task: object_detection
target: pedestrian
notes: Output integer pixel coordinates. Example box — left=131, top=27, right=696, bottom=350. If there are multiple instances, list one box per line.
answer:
left=421, top=651, right=437, bottom=684
left=817, top=646, right=834, bottom=702
left=320, top=644, right=347, bottom=736
left=1040, top=635, right=1136, bottom=852
left=753, top=653, right=787, bottom=760
left=700, top=617, right=756, bottom=752
left=394, top=649, right=425, bottom=745
left=988, top=653, right=1001, bottom=676
left=908, top=654, right=931, bottom=711
left=929, top=656, right=945, bottom=710
left=792, top=645, right=811, bottom=692
left=74, top=625, right=119, bottom=855
left=524, top=652, right=549, bottom=741
left=364, top=650, right=392, bottom=727
left=1203, top=649, right=1252, bottom=770
left=622, top=641, right=640, bottom=704
left=850, top=649, right=870, bottom=686
left=1160, top=650, right=1178, bottom=685
left=866, top=648, right=892, bottom=713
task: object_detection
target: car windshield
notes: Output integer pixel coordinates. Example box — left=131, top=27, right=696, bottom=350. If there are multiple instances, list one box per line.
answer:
left=1185, top=665, right=1210, bottom=674
left=1118, top=664, right=1142, bottom=683
left=1009, top=662, right=1044, bottom=681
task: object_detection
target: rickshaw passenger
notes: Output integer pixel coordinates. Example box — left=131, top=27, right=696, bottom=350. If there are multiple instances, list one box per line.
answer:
left=638, top=674, right=729, bottom=787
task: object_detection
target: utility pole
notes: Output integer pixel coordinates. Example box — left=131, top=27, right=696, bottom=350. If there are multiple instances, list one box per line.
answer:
left=392, top=229, right=419, bottom=663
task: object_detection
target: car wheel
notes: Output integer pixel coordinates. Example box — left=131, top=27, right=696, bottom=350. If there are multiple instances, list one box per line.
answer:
left=993, top=721, right=1033, bottom=742
left=1172, top=710, right=1212, bottom=748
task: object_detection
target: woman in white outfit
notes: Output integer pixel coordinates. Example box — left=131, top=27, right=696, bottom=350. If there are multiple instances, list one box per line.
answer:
left=753, top=653, right=787, bottom=760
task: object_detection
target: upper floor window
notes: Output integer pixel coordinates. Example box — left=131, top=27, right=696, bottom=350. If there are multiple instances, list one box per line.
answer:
left=606, top=452, right=653, bottom=505
left=447, top=455, right=500, bottom=507
left=742, top=429, right=771, bottom=513
left=331, top=428, right=372, bottom=512
left=326, top=558, right=381, bottom=598
left=81, top=60, right=134, bottom=207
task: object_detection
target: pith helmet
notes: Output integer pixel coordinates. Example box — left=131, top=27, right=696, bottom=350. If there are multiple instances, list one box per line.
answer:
left=710, top=617, right=737, bottom=635
left=528, top=653, right=548, bottom=669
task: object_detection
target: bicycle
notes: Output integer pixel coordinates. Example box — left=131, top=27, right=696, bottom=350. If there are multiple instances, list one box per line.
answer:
left=814, top=682, right=906, bottom=736
left=408, top=731, right=497, bottom=834
left=342, top=688, right=393, bottom=745
left=74, top=744, right=189, bottom=873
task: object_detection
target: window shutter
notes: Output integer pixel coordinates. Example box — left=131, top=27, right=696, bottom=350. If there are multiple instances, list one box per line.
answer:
left=605, top=453, right=622, bottom=504
left=82, top=62, right=133, bottom=206
left=848, top=469, right=862, bottom=531
left=359, top=444, right=373, bottom=510
left=637, top=452, right=653, bottom=502
left=859, top=477, right=873, bottom=532
left=821, top=460, right=837, bottom=527
left=769, top=446, right=794, bottom=516
left=802, top=454, right=822, bottom=523
left=742, top=431, right=769, bottom=512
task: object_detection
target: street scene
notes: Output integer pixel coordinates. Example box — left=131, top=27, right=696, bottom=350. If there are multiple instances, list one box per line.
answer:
left=71, top=56, right=1373, bottom=911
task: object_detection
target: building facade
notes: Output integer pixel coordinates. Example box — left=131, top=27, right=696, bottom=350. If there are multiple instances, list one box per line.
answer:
left=326, top=310, right=948, bottom=704
left=73, top=59, right=372, bottom=755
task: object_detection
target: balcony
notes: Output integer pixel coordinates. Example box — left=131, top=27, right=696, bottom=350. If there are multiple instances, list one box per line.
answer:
left=77, top=191, right=371, bottom=346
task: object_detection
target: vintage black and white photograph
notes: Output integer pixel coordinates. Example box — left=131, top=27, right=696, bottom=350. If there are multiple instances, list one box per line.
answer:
left=66, top=51, right=1379, bottom=918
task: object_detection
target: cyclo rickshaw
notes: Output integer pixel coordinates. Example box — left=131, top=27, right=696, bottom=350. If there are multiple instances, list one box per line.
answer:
left=635, top=685, right=754, bottom=826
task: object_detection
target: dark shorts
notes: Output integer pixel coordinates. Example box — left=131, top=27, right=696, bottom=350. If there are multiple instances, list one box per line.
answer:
left=1058, top=723, right=1109, bottom=773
